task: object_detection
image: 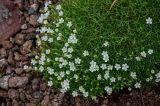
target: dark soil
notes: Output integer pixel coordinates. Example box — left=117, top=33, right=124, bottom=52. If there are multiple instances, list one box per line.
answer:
left=0, top=0, right=160, bottom=106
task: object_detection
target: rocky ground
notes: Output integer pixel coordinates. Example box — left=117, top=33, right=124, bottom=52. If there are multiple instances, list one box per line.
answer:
left=0, top=0, right=160, bottom=106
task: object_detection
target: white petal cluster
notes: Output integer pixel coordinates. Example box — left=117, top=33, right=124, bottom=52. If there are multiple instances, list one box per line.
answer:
left=83, top=50, right=89, bottom=56
left=130, top=72, right=137, bottom=79
left=61, top=79, right=70, bottom=93
left=114, top=64, right=121, bottom=70
left=122, top=63, right=129, bottom=71
left=105, top=86, right=112, bottom=95
left=101, top=51, right=109, bottom=62
left=68, top=33, right=78, bottom=44
left=89, top=61, right=99, bottom=72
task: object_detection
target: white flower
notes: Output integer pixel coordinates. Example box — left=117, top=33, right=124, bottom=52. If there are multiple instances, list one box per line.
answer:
left=57, top=36, right=61, bottom=40
left=59, top=11, right=63, bottom=16
left=117, top=76, right=122, bottom=81
left=83, top=50, right=89, bottom=56
left=41, top=36, right=48, bottom=41
left=89, top=61, right=99, bottom=72
left=73, top=29, right=77, bottom=33
left=55, top=57, right=59, bottom=61
left=146, top=17, right=152, bottom=24
left=66, top=70, right=70, bottom=75
left=100, top=64, right=107, bottom=70
left=56, top=23, right=60, bottom=27
left=75, top=58, right=81, bottom=64
left=56, top=4, right=62, bottom=10
left=69, top=62, right=76, bottom=71
left=114, top=64, right=121, bottom=70
left=62, top=47, right=68, bottom=53
left=61, top=79, right=70, bottom=91
left=83, top=92, right=88, bottom=97
left=62, top=59, right=68, bottom=66
left=31, top=59, right=37, bottom=65
left=148, top=49, right=153, bottom=54
left=72, top=91, right=78, bottom=97
left=107, top=65, right=113, bottom=70
left=68, top=34, right=78, bottom=44
left=97, top=74, right=102, bottom=80
left=48, top=81, right=53, bottom=87
left=66, top=54, right=72, bottom=58
left=48, top=68, right=54, bottom=75
left=74, top=74, right=79, bottom=80
left=151, top=69, right=155, bottom=74
left=60, top=71, right=65, bottom=78
left=140, top=51, right=146, bottom=57
left=39, top=66, right=44, bottom=72
left=103, top=41, right=109, bottom=47
left=67, top=21, right=72, bottom=28
left=45, top=49, right=50, bottom=54
left=48, top=38, right=53, bottom=43
left=65, top=43, right=69, bottom=47
left=59, top=18, right=64, bottom=24
left=105, top=86, right=112, bottom=95
left=59, top=64, right=63, bottom=68
left=79, top=86, right=85, bottom=93
left=104, top=71, right=110, bottom=80
left=68, top=47, right=74, bottom=53
left=130, top=72, right=137, bottom=79
left=122, top=63, right=129, bottom=71
left=23, top=65, right=29, bottom=70
left=102, top=51, right=109, bottom=62
left=135, top=56, right=141, bottom=61
left=55, top=28, right=59, bottom=32
left=43, top=20, right=48, bottom=24
left=128, top=87, right=132, bottom=91
left=110, top=77, right=116, bottom=83
left=134, top=82, right=141, bottom=88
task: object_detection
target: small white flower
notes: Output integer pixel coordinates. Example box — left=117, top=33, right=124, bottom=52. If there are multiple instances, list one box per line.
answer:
left=97, top=74, right=102, bottom=80
left=68, top=47, right=74, bottom=53
left=128, top=87, right=132, bottom=91
left=72, top=91, right=78, bottom=97
left=61, top=79, right=70, bottom=91
left=122, top=63, right=129, bottom=71
left=146, top=17, right=152, bottom=24
left=59, top=18, right=64, bottom=24
left=75, top=58, right=81, bottom=64
left=79, top=86, right=85, bottom=93
left=60, top=71, right=65, bottom=78
left=100, top=64, right=107, bottom=70
left=151, top=69, right=155, bottom=74
left=140, top=51, right=146, bottom=57
left=23, top=65, right=29, bottom=70
left=135, top=56, right=141, bottom=61
left=55, top=57, right=59, bottom=61
left=107, top=65, right=113, bottom=70
left=56, top=23, right=60, bottom=27
left=114, top=64, right=121, bottom=70
left=148, top=49, right=153, bottom=54
left=59, top=11, right=63, bottom=16
left=45, top=49, right=50, bottom=54
left=110, top=77, right=116, bottom=83
left=31, top=59, right=37, bottom=65
left=83, top=50, right=89, bottom=56
left=67, top=21, right=72, bottom=28
left=146, top=78, right=150, bottom=82
left=104, top=71, right=110, bottom=80
left=73, top=29, right=77, bottom=33
left=56, top=4, right=62, bottom=10
left=57, top=36, right=61, bottom=40
left=102, top=51, right=109, bottom=62
left=103, top=41, right=109, bottom=47
left=69, top=62, right=76, bottom=71
left=48, top=38, right=53, bottom=43
left=41, top=36, right=48, bottom=41
left=117, top=76, right=122, bottom=81
left=65, top=43, right=69, bottom=47
left=74, top=74, right=79, bottom=80
left=105, top=86, right=112, bottom=95
left=130, top=72, right=137, bottom=79
left=134, top=82, right=141, bottom=88
left=59, top=63, right=63, bottom=68
left=62, top=47, right=68, bottom=53
left=83, top=92, right=88, bottom=97
left=48, top=81, right=53, bottom=87
left=55, top=28, right=59, bottom=32
left=39, top=66, right=44, bottom=72
left=47, top=58, right=50, bottom=62
left=66, top=70, right=70, bottom=75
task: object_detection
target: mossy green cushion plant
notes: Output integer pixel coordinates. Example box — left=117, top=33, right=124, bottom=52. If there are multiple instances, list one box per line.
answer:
left=31, top=0, right=160, bottom=98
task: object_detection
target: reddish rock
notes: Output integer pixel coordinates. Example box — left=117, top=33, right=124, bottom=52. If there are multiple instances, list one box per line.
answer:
left=9, top=77, right=29, bottom=88
left=0, top=0, right=24, bottom=43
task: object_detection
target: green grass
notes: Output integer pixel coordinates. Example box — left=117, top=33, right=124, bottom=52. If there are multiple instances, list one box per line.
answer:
left=33, top=0, right=160, bottom=98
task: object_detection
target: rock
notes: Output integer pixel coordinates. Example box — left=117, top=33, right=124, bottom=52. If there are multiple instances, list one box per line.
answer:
left=21, top=28, right=36, bottom=33
left=25, top=103, right=36, bottom=106
left=0, top=48, right=7, bottom=58
left=0, top=58, right=8, bottom=68
left=29, top=15, right=38, bottom=26
left=7, top=51, right=14, bottom=65
left=32, top=91, right=43, bottom=99
left=20, top=40, right=33, bottom=55
left=15, top=68, right=23, bottom=75
left=32, top=78, right=39, bottom=91
left=21, top=24, right=27, bottom=30
left=41, top=95, right=50, bottom=106
left=0, top=89, right=8, bottom=98
left=19, top=92, right=26, bottom=102
left=1, top=41, right=13, bottom=49
left=8, top=89, right=19, bottom=100
left=6, top=66, right=14, bottom=74
left=40, top=82, right=47, bottom=91
left=14, top=52, right=24, bottom=61
left=9, top=77, right=29, bottom=88
left=12, top=99, right=19, bottom=106
left=102, top=99, right=109, bottom=105
left=15, top=33, right=25, bottom=45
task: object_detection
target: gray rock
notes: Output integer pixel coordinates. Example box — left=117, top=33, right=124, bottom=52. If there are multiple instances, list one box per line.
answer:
left=19, top=92, right=26, bottom=102
left=8, top=89, right=19, bottom=100
left=0, top=58, right=8, bottom=68
left=32, top=91, right=43, bottom=99
left=0, top=48, right=7, bottom=58
left=9, top=77, right=29, bottom=88
left=15, top=68, right=23, bottom=75
left=0, top=75, right=10, bottom=90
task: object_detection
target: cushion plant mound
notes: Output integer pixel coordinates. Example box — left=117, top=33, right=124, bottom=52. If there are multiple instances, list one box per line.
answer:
left=31, top=0, right=160, bottom=98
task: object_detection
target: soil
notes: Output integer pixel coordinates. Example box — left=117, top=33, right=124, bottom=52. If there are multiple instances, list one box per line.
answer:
left=0, top=0, right=160, bottom=106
